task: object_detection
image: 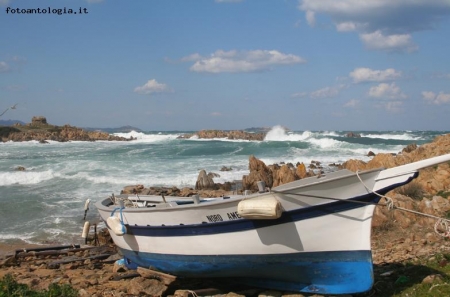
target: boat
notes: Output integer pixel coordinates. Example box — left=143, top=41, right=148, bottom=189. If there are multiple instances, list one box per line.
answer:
left=95, top=153, right=450, bottom=295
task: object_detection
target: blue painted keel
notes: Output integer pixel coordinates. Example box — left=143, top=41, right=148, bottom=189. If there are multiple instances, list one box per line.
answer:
left=120, top=249, right=374, bottom=294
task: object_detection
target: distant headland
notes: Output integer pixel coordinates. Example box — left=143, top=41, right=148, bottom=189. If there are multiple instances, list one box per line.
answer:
left=0, top=116, right=133, bottom=142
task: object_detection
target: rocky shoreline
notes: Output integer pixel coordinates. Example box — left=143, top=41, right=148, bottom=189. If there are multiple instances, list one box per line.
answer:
left=1, top=118, right=368, bottom=143
left=178, top=130, right=266, bottom=141
left=0, top=116, right=132, bottom=142
left=1, top=133, right=450, bottom=296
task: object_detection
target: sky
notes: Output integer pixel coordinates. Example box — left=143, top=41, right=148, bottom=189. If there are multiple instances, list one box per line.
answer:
left=1, top=0, right=450, bottom=131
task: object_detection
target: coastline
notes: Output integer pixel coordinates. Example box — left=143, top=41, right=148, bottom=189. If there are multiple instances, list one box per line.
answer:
left=1, top=133, right=450, bottom=296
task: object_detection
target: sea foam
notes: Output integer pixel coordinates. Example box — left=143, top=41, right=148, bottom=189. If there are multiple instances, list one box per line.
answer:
left=113, top=131, right=181, bottom=143
left=0, top=170, right=56, bottom=186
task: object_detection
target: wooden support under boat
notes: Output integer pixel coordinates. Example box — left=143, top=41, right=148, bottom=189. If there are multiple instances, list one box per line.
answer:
left=47, top=254, right=111, bottom=268
left=137, top=266, right=177, bottom=285
left=14, top=246, right=96, bottom=258
left=14, top=244, right=81, bottom=258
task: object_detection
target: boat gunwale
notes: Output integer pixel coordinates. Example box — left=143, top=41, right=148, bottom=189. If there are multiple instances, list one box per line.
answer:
left=96, top=167, right=387, bottom=213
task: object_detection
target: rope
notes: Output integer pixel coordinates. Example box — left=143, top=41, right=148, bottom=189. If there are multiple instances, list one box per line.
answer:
left=110, top=207, right=126, bottom=234
left=435, top=219, right=450, bottom=238
left=273, top=170, right=450, bottom=239
left=354, top=170, right=450, bottom=237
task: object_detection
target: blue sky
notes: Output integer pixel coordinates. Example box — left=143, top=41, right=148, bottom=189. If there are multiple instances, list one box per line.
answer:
left=1, top=0, right=450, bottom=131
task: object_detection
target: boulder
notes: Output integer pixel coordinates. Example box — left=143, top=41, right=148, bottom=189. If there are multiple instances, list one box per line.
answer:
left=346, top=132, right=361, bottom=138
left=242, top=155, right=273, bottom=191
left=195, top=170, right=216, bottom=190
left=296, top=163, right=307, bottom=179
left=121, top=184, right=145, bottom=194
left=340, top=159, right=367, bottom=171
left=403, top=143, right=418, bottom=154
left=272, top=164, right=297, bottom=187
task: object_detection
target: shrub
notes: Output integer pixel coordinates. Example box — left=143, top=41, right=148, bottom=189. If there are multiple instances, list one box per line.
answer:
left=437, top=190, right=450, bottom=199
left=397, top=182, right=424, bottom=200
left=0, top=274, right=77, bottom=297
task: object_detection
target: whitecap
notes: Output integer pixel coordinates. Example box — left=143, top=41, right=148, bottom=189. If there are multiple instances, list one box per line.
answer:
left=0, top=170, right=56, bottom=186
left=264, top=126, right=312, bottom=141
left=113, top=131, right=182, bottom=143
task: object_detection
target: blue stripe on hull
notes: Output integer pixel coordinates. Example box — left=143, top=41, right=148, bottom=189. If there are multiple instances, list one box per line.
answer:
left=120, top=249, right=374, bottom=295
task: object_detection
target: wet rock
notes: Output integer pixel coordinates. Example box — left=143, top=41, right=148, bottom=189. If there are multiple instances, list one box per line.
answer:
left=346, top=132, right=361, bottom=138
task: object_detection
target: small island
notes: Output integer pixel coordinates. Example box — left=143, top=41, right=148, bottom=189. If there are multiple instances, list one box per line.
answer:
left=179, top=129, right=266, bottom=141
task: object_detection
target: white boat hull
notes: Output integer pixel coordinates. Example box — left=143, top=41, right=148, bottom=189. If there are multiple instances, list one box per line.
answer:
left=95, top=153, right=450, bottom=294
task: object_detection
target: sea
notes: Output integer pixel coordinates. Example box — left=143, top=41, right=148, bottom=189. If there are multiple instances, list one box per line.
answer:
left=0, top=126, right=448, bottom=246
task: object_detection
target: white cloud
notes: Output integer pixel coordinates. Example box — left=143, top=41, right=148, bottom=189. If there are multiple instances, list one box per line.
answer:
left=310, top=85, right=344, bottom=98
left=422, top=91, right=436, bottom=101
left=383, top=101, right=403, bottom=112
left=184, top=50, right=305, bottom=73
left=299, top=0, right=450, bottom=33
left=360, top=31, right=418, bottom=52
left=12, top=56, right=26, bottom=63
left=344, top=99, right=359, bottom=108
left=305, top=11, right=316, bottom=27
left=181, top=53, right=203, bottom=62
left=291, top=92, right=308, bottom=98
left=211, top=112, right=222, bottom=116
left=298, top=0, right=450, bottom=52
left=368, top=83, right=407, bottom=99
left=0, top=61, right=10, bottom=73
left=349, top=67, right=402, bottom=83
left=431, top=72, right=450, bottom=80
left=422, top=91, right=450, bottom=104
left=134, top=79, right=171, bottom=95
left=336, top=22, right=357, bottom=32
